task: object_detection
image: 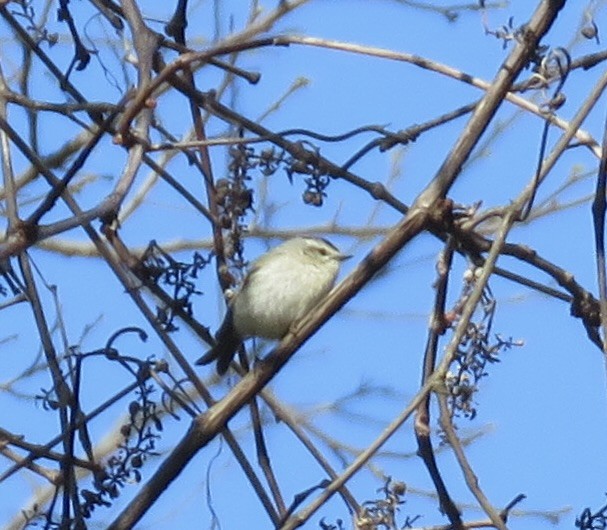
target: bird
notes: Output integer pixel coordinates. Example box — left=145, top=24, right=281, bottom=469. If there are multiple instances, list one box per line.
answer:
left=196, top=237, right=351, bottom=375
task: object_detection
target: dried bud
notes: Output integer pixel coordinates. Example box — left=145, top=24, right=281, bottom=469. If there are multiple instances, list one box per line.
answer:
left=215, top=179, right=230, bottom=205
left=219, top=214, right=232, bottom=230
left=392, top=481, right=407, bottom=496
left=303, top=190, right=315, bottom=204
left=234, top=188, right=254, bottom=211
left=581, top=21, right=599, bottom=42
left=549, top=92, right=566, bottom=111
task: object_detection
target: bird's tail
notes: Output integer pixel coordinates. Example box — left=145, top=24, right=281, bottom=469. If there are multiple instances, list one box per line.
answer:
left=195, top=310, right=241, bottom=375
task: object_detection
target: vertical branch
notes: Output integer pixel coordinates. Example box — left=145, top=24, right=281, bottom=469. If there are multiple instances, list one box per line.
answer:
left=111, top=0, right=159, bottom=216
left=414, top=240, right=462, bottom=527
left=17, top=254, right=80, bottom=526
left=592, top=107, right=607, bottom=351
left=165, top=0, right=228, bottom=285
left=0, top=64, right=19, bottom=228
left=250, top=399, right=287, bottom=517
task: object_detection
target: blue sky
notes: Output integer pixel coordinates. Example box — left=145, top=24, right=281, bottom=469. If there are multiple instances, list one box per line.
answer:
left=1, top=1, right=607, bottom=529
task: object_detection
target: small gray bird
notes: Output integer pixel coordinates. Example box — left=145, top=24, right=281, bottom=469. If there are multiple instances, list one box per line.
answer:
left=196, top=237, right=350, bottom=375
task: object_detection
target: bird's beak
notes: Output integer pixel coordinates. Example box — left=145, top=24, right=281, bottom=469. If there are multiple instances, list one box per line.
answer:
left=338, top=253, right=352, bottom=261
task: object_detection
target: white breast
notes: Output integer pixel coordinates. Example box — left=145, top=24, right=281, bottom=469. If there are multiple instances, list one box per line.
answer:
left=232, top=251, right=338, bottom=339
